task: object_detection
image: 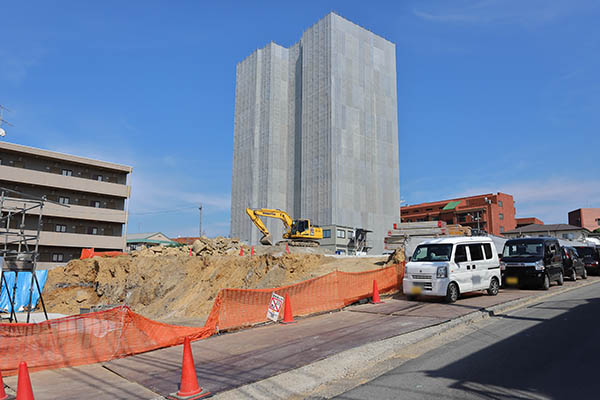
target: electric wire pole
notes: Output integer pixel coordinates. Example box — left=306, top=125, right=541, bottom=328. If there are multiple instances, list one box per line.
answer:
left=199, top=204, right=203, bottom=237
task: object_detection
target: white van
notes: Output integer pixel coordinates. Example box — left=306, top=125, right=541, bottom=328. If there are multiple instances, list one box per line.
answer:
left=403, top=237, right=501, bottom=303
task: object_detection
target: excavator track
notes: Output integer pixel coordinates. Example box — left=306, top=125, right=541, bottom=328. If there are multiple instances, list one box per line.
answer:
left=277, top=240, right=320, bottom=248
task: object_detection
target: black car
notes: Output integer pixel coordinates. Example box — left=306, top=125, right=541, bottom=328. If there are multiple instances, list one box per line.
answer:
left=574, top=246, right=600, bottom=275
left=501, top=237, right=564, bottom=290
left=561, top=246, right=587, bottom=281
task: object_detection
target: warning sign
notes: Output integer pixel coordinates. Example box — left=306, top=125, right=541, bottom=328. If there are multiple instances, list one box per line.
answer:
left=266, top=292, right=285, bottom=322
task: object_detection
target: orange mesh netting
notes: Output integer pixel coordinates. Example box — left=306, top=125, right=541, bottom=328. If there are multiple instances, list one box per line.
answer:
left=0, top=263, right=404, bottom=375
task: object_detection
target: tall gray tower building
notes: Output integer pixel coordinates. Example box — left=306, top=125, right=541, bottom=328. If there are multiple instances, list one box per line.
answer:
left=231, top=13, right=400, bottom=253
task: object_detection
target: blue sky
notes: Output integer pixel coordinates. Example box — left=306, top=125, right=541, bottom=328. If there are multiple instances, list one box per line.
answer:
left=2, top=0, right=599, bottom=237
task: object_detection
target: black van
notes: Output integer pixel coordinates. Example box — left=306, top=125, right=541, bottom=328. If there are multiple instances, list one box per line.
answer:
left=501, top=238, right=564, bottom=290
left=574, top=246, right=600, bottom=275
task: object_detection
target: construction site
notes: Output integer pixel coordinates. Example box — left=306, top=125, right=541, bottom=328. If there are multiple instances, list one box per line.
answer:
left=1, top=5, right=600, bottom=400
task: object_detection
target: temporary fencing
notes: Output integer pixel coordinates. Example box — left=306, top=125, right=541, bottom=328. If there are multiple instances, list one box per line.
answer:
left=80, top=248, right=127, bottom=259
left=0, top=270, right=48, bottom=312
left=0, top=262, right=404, bottom=376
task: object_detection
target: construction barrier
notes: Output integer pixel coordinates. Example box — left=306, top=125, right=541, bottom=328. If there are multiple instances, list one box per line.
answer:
left=80, top=248, right=128, bottom=259
left=0, top=263, right=404, bottom=376
left=0, top=271, right=48, bottom=312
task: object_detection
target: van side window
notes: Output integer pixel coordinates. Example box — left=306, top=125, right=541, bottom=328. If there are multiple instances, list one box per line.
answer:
left=468, top=244, right=484, bottom=261
left=483, top=243, right=493, bottom=259
left=455, top=245, right=468, bottom=263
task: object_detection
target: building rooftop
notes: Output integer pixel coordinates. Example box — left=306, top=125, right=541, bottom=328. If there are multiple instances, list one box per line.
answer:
left=505, top=223, right=588, bottom=234
left=0, top=141, right=132, bottom=173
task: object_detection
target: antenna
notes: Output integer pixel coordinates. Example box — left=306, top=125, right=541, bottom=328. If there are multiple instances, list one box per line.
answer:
left=0, top=105, right=14, bottom=137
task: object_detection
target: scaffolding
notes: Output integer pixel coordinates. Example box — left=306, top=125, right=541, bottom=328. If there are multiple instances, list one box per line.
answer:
left=0, top=187, right=62, bottom=322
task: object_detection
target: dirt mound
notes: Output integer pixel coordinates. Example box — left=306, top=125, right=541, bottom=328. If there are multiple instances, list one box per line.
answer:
left=43, top=252, right=351, bottom=321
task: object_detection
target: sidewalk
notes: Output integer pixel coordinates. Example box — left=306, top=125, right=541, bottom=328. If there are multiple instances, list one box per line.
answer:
left=4, top=277, right=599, bottom=399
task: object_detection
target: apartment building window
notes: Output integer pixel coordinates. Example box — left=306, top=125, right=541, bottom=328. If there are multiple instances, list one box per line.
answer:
left=55, top=224, right=67, bottom=233
left=348, top=230, right=354, bottom=238
left=52, top=253, right=64, bottom=262
left=498, top=200, right=503, bottom=207
left=96, top=175, right=103, bottom=182
left=499, top=213, right=504, bottom=220
left=58, top=196, right=70, bottom=205
left=597, top=218, right=600, bottom=226
left=336, top=229, right=346, bottom=239
left=500, top=226, right=505, bottom=233
left=322, top=229, right=331, bottom=238
left=91, top=200, right=100, bottom=208
left=89, top=227, right=98, bottom=235
left=61, top=169, right=73, bottom=176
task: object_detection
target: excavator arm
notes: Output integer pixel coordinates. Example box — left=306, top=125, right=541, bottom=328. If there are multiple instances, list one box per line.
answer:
left=245, top=208, right=294, bottom=245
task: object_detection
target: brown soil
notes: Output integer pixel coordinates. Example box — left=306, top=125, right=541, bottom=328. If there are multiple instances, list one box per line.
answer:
left=44, top=253, right=387, bottom=323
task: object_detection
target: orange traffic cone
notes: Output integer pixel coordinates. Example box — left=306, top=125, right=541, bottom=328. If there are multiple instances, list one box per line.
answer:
left=281, top=293, right=296, bottom=324
left=371, top=280, right=383, bottom=304
left=0, top=369, right=8, bottom=400
left=171, top=337, right=210, bottom=399
left=16, top=361, right=34, bottom=400
left=251, top=246, right=255, bottom=256
left=285, top=242, right=290, bottom=254
left=240, top=247, right=243, bottom=256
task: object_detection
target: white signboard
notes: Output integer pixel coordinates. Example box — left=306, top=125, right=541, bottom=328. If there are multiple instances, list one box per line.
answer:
left=266, top=292, right=285, bottom=322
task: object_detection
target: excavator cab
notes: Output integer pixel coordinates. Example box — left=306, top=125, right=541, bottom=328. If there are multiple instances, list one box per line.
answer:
left=291, top=220, right=310, bottom=235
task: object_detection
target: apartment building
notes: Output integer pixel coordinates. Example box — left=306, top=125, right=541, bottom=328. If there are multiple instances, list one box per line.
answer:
left=568, top=208, right=600, bottom=232
left=401, top=193, right=517, bottom=236
left=0, top=141, right=132, bottom=268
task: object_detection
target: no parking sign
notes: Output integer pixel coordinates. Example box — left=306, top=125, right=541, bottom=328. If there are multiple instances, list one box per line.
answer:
left=266, top=292, right=285, bottom=322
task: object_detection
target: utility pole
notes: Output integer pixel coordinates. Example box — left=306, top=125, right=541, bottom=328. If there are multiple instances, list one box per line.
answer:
left=198, top=204, right=203, bottom=237
left=0, top=105, right=13, bottom=138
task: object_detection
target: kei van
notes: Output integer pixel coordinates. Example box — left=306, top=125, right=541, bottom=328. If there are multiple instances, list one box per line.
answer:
left=403, top=237, right=501, bottom=303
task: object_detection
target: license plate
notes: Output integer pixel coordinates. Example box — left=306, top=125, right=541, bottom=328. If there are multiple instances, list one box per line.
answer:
left=411, top=286, right=422, bottom=295
left=506, top=276, right=518, bottom=285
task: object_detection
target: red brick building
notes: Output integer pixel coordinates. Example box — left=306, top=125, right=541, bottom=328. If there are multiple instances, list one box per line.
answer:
left=401, top=192, right=517, bottom=236
left=516, top=217, right=544, bottom=228
left=568, top=208, right=600, bottom=232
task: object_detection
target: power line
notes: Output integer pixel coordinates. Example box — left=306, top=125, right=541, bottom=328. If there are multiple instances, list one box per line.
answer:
left=130, top=205, right=199, bottom=216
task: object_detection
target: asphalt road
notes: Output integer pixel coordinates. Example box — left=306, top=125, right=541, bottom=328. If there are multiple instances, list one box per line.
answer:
left=335, top=281, right=600, bottom=400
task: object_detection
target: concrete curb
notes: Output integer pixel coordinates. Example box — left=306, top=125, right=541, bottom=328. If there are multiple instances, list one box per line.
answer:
left=212, top=278, right=600, bottom=400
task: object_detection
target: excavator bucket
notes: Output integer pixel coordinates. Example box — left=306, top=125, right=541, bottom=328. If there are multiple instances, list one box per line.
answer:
left=260, top=234, right=273, bottom=246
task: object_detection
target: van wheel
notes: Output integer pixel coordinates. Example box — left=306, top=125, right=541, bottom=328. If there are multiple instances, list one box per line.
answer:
left=571, top=269, right=577, bottom=281
left=487, top=277, right=499, bottom=296
left=541, top=274, right=550, bottom=290
left=446, top=282, right=459, bottom=303
left=582, top=268, right=588, bottom=279
left=557, top=271, right=564, bottom=286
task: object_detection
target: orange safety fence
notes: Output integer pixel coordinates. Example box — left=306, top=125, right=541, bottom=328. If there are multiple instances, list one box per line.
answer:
left=0, top=262, right=404, bottom=376
left=80, top=248, right=127, bottom=259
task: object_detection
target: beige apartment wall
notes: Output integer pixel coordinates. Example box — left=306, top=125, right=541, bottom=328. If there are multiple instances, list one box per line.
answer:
left=33, top=230, right=124, bottom=248
left=0, top=165, right=130, bottom=198
left=2, top=198, right=126, bottom=224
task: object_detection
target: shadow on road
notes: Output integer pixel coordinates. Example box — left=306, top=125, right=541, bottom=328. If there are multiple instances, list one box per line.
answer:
left=426, top=296, right=600, bottom=399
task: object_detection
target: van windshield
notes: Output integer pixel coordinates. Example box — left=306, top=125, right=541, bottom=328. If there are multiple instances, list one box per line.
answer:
left=503, top=241, right=544, bottom=258
left=412, top=244, right=453, bottom=262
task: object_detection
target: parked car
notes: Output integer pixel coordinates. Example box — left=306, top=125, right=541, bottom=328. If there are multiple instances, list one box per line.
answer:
left=403, top=237, right=501, bottom=303
left=574, top=246, right=600, bottom=275
left=501, top=237, right=564, bottom=290
left=561, top=246, right=587, bottom=281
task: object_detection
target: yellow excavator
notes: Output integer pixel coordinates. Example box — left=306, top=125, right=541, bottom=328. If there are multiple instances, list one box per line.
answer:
left=245, top=208, right=323, bottom=246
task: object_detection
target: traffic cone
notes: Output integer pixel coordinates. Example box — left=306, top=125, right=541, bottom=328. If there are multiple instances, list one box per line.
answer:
left=281, top=293, right=296, bottom=324
left=16, top=361, right=34, bottom=400
left=189, top=248, right=193, bottom=256
left=0, top=369, right=8, bottom=400
left=251, top=246, right=255, bottom=256
left=371, top=280, right=383, bottom=304
left=240, top=247, right=243, bottom=256
left=171, top=337, right=210, bottom=399
left=285, top=242, right=290, bottom=254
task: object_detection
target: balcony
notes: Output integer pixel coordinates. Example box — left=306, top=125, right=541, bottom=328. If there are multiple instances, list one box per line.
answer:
left=6, top=229, right=125, bottom=250
left=2, top=198, right=127, bottom=224
left=0, top=164, right=130, bottom=198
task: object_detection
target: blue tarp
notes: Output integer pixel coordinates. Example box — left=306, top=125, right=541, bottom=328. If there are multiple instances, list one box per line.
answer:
left=0, top=270, right=48, bottom=313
